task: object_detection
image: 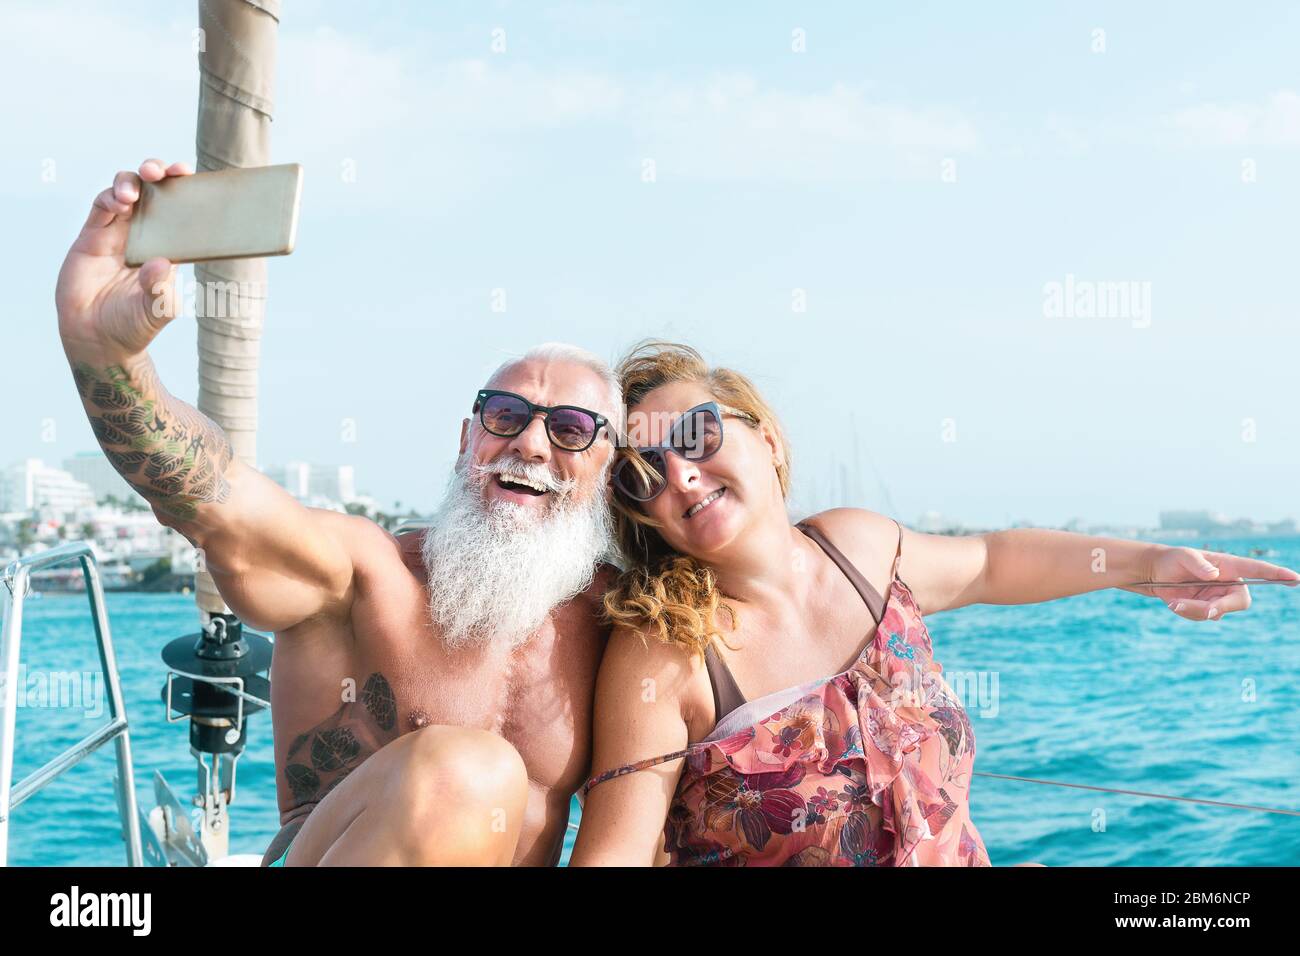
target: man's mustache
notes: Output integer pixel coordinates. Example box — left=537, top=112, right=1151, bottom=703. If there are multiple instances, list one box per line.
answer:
left=471, top=457, right=578, bottom=498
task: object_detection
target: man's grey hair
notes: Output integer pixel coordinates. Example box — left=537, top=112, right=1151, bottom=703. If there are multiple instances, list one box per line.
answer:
left=485, top=342, right=625, bottom=444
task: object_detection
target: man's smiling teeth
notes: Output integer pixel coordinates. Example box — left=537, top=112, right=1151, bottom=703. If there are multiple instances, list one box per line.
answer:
left=499, top=475, right=550, bottom=494
left=685, top=487, right=725, bottom=518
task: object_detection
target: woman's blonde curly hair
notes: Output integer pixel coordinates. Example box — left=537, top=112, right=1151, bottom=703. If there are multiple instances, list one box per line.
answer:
left=603, top=340, right=792, bottom=658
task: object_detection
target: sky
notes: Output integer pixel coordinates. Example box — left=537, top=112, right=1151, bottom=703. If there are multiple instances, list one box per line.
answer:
left=2, top=0, right=1298, bottom=528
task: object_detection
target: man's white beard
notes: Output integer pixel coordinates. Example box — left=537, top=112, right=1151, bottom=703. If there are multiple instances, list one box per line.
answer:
left=421, top=456, right=614, bottom=651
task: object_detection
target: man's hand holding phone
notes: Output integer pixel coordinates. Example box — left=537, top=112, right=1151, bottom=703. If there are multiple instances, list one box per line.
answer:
left=56, top=158, right=193, bottom=364
left=52, top=157, right=351, bottom=634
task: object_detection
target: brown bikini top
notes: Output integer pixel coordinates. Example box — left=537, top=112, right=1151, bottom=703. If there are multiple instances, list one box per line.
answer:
left=702, top=519, right=900, bottom=727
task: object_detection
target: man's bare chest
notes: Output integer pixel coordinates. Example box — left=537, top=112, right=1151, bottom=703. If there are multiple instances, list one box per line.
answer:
left=352, top=623, right=597, bottom=790
left=271, top=575, right=605, bottom=817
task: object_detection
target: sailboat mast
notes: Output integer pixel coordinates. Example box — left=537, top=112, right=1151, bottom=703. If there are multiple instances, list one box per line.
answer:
left=192, top=0, right=281, bottom=619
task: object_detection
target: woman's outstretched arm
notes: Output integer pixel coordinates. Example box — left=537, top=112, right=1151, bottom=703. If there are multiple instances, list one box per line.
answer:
left=907, top=524, right=1299, bottom=620
left=808, top=509, right=1299, bottom=621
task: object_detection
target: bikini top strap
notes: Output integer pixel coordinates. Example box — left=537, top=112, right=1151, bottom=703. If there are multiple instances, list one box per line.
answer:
left=704, top=641, right=747, bottom=722
left=795, top=519, right=900, bottom=625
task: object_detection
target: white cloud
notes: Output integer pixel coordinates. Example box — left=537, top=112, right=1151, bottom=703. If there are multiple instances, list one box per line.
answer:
left=541, top=0, right=667, bottom=39
left=1165, top=90, right=1300, bottom=147
left=0, top=5, right=198, bottom=194
left=416, top=59, right=626, bottom=130
left=1, top=0, right=979, bottom=204
left=1039, top=90, right=1300, bottom=153
left=1044, top=112, right=1092, bottom=152
left=632, top=73, right=979, bottom=184
left=280, top=26, right=408, bottom=143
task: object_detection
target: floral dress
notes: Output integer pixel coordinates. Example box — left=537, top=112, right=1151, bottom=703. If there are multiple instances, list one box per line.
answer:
left=583, top=522, right=992, bottom=867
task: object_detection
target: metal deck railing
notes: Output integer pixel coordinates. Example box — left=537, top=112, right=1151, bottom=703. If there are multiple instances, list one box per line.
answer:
left=0, top=542, right=143, bottom=866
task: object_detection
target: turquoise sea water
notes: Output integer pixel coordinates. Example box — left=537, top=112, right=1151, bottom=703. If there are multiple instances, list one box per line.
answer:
left=5, top=536, right=1298, bottom=866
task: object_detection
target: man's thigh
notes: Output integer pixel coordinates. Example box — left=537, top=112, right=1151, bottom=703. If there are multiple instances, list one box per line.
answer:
left=281, top=724, right=527, bottom=866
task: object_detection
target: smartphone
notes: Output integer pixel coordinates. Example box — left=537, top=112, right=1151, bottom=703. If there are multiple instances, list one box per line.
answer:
left=125, top=163, right=303, bottom=266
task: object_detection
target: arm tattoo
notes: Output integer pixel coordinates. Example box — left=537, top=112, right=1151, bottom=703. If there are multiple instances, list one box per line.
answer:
left=71, top=360, right=234, bottom=521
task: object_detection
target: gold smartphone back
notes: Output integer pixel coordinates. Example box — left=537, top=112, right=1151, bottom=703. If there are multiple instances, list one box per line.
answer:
left=125, top=163, right=303, bottom=266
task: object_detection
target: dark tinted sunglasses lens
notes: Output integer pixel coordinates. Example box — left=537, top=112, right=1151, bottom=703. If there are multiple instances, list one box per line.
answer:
left=548, top=408, right=598, bottom=450
left=676, top=409, right=722, bottom=460
left=615, top=450, right=666, bottom=500
left=481, top=394, right=530, bottom=435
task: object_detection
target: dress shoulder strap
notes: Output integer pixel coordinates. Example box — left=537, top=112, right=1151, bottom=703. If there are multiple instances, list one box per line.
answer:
left=795, top=519, right=901, bottom=624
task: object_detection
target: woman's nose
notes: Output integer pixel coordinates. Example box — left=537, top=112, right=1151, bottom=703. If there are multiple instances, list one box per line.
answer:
left=664, top=451, right=700, bottom=492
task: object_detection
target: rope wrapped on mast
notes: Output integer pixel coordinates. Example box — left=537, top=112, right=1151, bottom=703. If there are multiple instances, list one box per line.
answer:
left=193, top=0, right=280, bottom=617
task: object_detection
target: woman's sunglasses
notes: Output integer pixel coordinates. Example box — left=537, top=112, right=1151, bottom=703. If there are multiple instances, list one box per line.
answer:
left=473, top=389, right=611, bottom=453
left=612, top=401, right=757, bottom=502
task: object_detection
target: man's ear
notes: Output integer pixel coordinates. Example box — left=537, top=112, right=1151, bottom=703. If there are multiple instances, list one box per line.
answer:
left=458, top=417, right=470, bottom=456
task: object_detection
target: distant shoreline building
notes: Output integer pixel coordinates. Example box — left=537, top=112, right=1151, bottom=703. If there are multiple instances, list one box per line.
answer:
left=1157, top=510, right=1296, bottom=538
left=63, top=451, right=136, bottom=504
left=0, top=458, right=96, bottom=518
left=265, top=462, right=359, bottom=510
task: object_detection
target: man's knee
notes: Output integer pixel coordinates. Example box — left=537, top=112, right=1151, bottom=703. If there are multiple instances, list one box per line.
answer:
left=389, top=726, right=528, bottom=861
left=398, top=726, right=527, bottom=800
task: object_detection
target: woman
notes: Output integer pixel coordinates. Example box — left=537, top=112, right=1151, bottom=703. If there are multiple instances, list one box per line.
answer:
left=569, top=341, right=1298, bottom=867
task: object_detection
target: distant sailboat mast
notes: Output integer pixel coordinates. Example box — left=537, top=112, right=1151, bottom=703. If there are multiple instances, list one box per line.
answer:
left=845, top=411, right=897, bottom=518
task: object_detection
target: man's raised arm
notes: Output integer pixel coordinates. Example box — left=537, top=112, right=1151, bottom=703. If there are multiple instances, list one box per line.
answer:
left=55, top=158, right=354, bottom=633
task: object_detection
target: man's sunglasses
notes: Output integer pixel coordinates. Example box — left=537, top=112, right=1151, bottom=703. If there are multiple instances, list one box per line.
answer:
left=473, top=389, right=611, bottom=453
left=612, top=401, right=757, bottom=502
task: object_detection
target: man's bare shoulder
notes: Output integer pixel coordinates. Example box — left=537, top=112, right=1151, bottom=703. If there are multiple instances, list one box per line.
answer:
left=390, top=525, right=429, bottom=579
left=560, top=561, right=616, bottom=634
left=270, top=512, right=407, bottom=638
left=309, top=510, right=411, bottom=575
left=541, top=561, right=618, bottom=645
left=583, top=561, right=619, bottom=602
